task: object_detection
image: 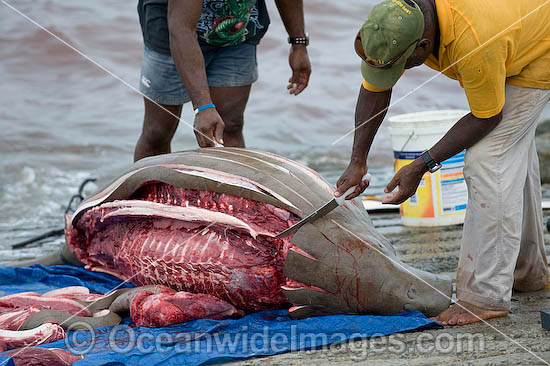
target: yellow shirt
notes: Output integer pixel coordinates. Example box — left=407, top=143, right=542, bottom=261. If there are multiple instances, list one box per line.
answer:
left=363, top=0, right=550, bottom=118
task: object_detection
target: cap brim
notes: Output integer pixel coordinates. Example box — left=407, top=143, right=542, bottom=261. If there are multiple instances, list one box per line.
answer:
left=360, top=41, right=416, bottom=90
left=361, top=58, right=406, bottom=90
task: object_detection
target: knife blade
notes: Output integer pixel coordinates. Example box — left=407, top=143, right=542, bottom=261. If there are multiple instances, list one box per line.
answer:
left=275, top=174, right=371, bottom=239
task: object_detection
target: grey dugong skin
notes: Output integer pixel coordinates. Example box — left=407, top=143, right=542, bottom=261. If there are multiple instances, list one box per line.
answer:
left=69, top=148, right=452, bottom=318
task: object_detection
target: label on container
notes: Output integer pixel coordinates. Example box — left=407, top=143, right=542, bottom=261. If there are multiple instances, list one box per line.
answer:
left=393, top=151, right=468, bottom=219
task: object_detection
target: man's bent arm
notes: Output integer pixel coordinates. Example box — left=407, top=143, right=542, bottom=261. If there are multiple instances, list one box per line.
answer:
left=335, top=86, right=392, bottom=198
left=167, top=0, right=211, bottom=108
left=429, top=112, right=502, bottom=163
left=383, top=111, right=503, bottom=204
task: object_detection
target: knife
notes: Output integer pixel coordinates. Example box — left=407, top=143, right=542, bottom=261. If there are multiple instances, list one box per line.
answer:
left=275, top=173, right=371, bottom=239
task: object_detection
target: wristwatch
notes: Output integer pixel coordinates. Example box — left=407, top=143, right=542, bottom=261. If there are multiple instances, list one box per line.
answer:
left=288, top=32, right=309, bottom=46
left=421, top=151, right=442, bottom=173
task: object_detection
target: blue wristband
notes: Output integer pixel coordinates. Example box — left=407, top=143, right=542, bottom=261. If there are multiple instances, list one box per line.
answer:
left=194, top=103, right=216, bottom=115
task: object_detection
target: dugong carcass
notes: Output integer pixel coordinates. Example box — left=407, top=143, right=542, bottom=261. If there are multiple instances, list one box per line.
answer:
left=30, top=148, right=452, bottom=320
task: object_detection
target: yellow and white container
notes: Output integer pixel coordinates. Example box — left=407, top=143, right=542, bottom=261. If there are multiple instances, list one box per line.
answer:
left=388, top=110, right=469, bottom=227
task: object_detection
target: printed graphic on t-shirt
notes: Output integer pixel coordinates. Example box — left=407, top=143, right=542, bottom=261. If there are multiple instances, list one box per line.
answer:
left=197, top=0, right=265, bottom=46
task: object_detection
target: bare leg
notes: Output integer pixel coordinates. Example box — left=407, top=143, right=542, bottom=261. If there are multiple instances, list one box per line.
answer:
left=431, top=301, right=509, bottom=326
left=134, top=98, right=182, bottom=162
left=210, top=85, right=252, bottom=148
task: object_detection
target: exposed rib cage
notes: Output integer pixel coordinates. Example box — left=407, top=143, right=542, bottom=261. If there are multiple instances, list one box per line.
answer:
left=68, top=183, right=299, bottom=311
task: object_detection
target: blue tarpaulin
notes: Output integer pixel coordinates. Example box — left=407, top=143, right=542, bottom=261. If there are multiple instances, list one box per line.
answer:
left=0, top=265, right=441, bottom=365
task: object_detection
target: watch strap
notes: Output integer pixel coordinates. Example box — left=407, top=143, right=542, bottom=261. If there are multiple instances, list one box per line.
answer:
left=288, top=33, right=309, bottom=46
left=421, top=151, right=441, bottom=173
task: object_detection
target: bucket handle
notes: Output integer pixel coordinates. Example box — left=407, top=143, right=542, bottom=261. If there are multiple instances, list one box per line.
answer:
left=399, top=131, right=416, bottom=153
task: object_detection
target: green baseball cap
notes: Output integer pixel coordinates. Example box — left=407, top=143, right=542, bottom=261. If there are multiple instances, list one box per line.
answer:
left=359, top=0, right=424, bottom=89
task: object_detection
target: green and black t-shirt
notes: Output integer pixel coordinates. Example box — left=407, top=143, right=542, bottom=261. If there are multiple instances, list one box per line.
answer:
left=138, top=0, right=270, bottom=54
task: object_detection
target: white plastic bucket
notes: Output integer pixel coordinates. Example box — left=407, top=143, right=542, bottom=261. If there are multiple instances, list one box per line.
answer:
left=388, top=110, right=469, bottom=227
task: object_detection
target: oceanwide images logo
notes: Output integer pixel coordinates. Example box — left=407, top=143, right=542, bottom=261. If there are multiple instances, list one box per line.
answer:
left=64, top=324, right=486, bottom=361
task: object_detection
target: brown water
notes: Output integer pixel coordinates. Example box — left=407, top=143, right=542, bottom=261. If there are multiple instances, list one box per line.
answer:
left=1, top=0, right=544, bottom=260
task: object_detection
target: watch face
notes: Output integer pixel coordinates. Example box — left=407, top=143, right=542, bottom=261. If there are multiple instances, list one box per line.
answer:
left=429, top=163, right=442, bottom=173
left=289, top=33, right=309, bottom=46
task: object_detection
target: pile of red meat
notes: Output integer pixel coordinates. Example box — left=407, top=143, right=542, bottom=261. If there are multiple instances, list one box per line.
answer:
left=0, top=284, right=242, bottom=355
left=0, top=287, right=106, bottom=352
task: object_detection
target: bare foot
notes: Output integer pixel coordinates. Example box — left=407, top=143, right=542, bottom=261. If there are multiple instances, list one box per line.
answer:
left=431, top=300, right=509, bottom=326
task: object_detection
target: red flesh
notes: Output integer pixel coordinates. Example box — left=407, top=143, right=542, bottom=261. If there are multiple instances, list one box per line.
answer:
left=130, top=287, right=240, bottom=328
left=2, top=347, right=82, bottom=366
left=0, top=308, right=41, bottom=331
left=67, top=184, right=303, bottom=312
left=0, top=295, right=90, bottom=317
left=0, top=324, right=65, bottom=353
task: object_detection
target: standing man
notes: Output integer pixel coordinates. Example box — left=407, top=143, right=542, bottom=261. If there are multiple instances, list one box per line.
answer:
left=135, top=0, right=311, bottom=161
left=336, top=0, right=550, bottom=325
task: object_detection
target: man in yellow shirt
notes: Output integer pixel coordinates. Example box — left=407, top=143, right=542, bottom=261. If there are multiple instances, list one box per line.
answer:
left=335, top=0, right=550, bottom=325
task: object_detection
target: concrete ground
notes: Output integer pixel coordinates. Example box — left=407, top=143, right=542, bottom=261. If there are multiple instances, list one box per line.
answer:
left=230, top=187, right=550, bottom=366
